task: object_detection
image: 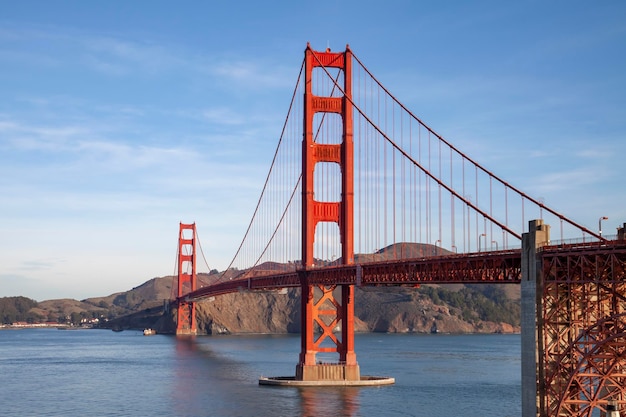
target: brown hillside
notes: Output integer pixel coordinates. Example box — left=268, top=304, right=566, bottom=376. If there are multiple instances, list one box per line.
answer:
left=31, top=242, right=520, bottom=333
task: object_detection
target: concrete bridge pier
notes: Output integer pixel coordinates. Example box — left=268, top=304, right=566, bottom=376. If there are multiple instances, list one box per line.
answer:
left=607, top=401, right=622, bottom=417
left=521, top=219, right=550, bottom=417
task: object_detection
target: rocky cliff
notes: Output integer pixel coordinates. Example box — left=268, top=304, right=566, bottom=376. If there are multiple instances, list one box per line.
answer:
left=147, top=283, right=520, bottom=335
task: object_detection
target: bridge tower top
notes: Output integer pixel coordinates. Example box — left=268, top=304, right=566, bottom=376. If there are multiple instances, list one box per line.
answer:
left=302, top=43, right=354, bottom=268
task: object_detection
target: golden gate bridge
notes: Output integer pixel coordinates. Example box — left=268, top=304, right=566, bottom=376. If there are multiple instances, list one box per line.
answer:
left=169, top=44, right=626, bottom=417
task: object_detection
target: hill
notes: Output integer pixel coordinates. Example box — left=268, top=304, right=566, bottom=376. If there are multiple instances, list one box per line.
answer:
left=8, top=243, right=520, bottom=333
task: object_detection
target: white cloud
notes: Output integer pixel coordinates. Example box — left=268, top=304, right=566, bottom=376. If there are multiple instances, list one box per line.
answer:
left=209, top=59, right=295, bottom=90
left=82, top=54, right=129, bottom=76
left=19, top=259, right=62, bottom=271
left=80, top=37, right=187, bottom=76
left=534, top=167, right=611, bottom=194
left=201, top=107, right=246, bottom=125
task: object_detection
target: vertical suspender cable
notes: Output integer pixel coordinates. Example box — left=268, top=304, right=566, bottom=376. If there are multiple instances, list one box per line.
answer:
left=450, top=146, right=455, bottom=252
left=489, top=176, right=493, bottom=248
left=505, top=187, right=508, bottom=249
left=391, top=98, right=397, bottom=254
left=475, top=165, right=479, bottom=249
left=438, top=137, right=442, bottom=248
left=418, top=125, right=422, bottom=245
left=425, top=131, right=429, bottom=246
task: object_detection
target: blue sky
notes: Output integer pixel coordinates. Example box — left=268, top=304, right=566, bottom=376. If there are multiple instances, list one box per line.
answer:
left=1, top=1, right=624, bottom=301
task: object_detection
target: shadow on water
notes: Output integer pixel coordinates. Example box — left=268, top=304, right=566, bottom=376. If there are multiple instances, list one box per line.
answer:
left=163, top=333, right=520, bottom=416
left=171, top=336, right=264, bottom=416
left=171, top=336, right=363, bottom=416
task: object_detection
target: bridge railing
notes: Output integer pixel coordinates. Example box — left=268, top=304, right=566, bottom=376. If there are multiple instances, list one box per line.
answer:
left=541, top=233, right=620, bottom=249
left=182, top=249, right=523, bottom=302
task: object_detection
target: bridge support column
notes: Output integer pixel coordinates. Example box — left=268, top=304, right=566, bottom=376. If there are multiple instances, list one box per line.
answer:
left=296, top=280, right=360, bottom=382
left=175, top=222, right=198, bottom=336
left=176, top=301, right=196, bottom=336
left=258, top=43, right=391, bottom=387
left=296, top=44, right=361, bottom=382
left=521, top=219, right=550, bottom=417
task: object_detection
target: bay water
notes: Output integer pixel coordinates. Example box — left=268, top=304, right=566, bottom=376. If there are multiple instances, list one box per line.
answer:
left=0, top=329, right=520, bottom=416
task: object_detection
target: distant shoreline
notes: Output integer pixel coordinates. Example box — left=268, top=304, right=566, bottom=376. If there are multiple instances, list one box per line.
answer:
left=0, top=323, right=91, bottom=330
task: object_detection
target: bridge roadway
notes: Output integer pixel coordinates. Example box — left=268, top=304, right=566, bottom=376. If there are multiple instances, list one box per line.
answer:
left=180, top=240, right=626, bottom=303
left=181, top=248, right=524, bottom=302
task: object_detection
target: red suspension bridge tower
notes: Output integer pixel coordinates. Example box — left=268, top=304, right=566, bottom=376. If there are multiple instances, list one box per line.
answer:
left=296, top=44, right=360, bottom=382
left=176, top=222, right=197, bottom=336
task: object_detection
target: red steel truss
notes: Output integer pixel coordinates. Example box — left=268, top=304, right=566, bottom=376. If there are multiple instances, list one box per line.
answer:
left=184, top=251, right=522, bottom=300
left=541, top=242, right=626, bottom=416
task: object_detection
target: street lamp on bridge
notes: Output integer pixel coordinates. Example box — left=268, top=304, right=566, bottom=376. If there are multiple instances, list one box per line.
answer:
left=599, top=216, right=609, bottom=237
left=478, top=233, right=486, bottom=252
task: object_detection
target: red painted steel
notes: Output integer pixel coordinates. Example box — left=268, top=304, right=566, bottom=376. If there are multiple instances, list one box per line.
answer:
left=299, top=44, right=357, bottom=374
left=540, top=242, right=626, bottom=416
left=183, top=250, right=523, bottom=300
left=176, top=223, right=197, bottom=335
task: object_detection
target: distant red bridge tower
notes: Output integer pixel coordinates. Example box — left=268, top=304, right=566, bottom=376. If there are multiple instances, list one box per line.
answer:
left=176, top=222, right=197, bottom=336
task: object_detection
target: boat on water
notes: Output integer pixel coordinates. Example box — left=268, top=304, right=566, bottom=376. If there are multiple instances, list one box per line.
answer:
left=143, top=328, right=156, bottom=336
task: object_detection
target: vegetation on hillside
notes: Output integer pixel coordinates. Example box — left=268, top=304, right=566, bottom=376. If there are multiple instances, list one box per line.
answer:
left=0, top=297, right=43, bottom=324
left=1, top=296, right=108, bottom=325
left=418, top=284, right=520, bottom=325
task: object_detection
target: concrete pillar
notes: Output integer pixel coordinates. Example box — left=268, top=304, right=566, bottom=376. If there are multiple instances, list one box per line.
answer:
left=617, top=223, right=626, bottom=241
left=607, top=401, right=621, bottom=417
left=521, top=219, right=550, bottom=417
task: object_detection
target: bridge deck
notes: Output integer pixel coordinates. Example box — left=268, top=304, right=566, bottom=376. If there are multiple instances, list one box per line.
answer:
left=181, top=240, right=626, bottom=302
left=182, top=249, right=523, bottom=302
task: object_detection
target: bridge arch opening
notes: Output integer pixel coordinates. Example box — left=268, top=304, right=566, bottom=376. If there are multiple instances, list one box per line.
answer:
left=313, top=162, right=341, bottom=203
left=313, top=112, right=343, bottom=145
left=311, top=67, right=344, bottom=98
left=313, top=221, right=340, bottom=267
